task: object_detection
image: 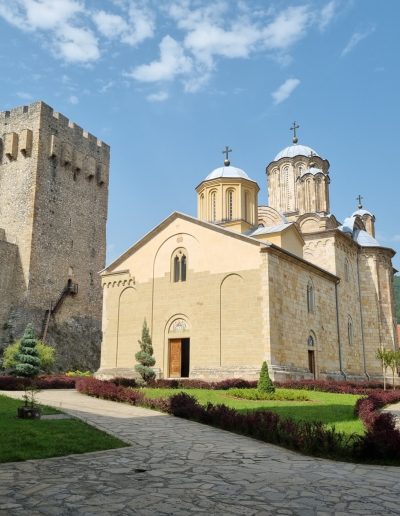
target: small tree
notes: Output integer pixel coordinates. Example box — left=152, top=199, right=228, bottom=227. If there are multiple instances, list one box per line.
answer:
left=258, top=361, right=275, bottom=393
left=376, top=348, right=392, bottom=391
left=3, top=340, right=55, bottom=373
left=14, top=324, right=41, bottom=378
left=135, top=319, right=156, bottom=383
left=387, top=349, right=400, bottom=390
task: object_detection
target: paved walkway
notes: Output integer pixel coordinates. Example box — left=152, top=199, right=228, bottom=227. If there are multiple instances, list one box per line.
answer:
left=1, top=390, right=400, bottom=516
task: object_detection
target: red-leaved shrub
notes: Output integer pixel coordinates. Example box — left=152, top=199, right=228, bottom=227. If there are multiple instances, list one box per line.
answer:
left=0, top=375, right=76, bottom=390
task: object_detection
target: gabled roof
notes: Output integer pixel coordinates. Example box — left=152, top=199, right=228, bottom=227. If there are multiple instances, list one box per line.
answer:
left=101, top=212, right=268, bottom=273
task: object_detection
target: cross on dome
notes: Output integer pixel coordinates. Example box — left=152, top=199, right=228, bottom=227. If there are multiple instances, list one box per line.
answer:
left=356, top=194, right=363, bottom=209
left=222, top=145, right=232, bottom=166
left=290, top=121, right=300, bottom=144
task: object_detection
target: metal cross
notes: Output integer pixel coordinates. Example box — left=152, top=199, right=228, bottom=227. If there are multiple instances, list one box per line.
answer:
left=290, top=121, right=299, bottom=143
left=222, top=146, right=232, bottom=161
left=356, top=194, right=363, bottom=209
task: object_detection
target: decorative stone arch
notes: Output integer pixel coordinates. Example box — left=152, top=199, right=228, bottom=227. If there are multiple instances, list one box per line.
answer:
left=116, top=286, right=136, bottom=368
left=225, top=187, right=235, bottom=220
left=347, top=315, right=353, bottom=346
left=209, top=189, right=217, bottom=222
left=258, top=206, right=286, bottom=228
left=298, top=213, right=322, bottom=233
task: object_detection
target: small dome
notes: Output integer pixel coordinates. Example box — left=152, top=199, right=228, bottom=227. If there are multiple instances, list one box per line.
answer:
left=274, top=144, right=319, bottom=161
left=352, top=208, right=374, bottom=218
left=205, top=165, right=251, bottom=181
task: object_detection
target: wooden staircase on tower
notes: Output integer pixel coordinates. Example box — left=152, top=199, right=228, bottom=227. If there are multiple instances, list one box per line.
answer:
left=42, top=280, right=78, bottom=342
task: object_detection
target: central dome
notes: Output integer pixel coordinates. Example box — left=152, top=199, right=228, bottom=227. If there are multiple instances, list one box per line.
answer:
left=205, top=165, right=251, bottom=181
left=274, top=144, right=319, bottom=161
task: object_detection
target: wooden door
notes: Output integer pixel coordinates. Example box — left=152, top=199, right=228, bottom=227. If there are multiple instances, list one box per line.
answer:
left=169, top=339, right=181, bottom=378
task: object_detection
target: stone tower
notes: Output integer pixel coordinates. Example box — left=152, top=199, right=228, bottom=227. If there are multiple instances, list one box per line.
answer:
left=0, top=101, right=109, bottom=370
left=266, top=143, right=330, bottom=221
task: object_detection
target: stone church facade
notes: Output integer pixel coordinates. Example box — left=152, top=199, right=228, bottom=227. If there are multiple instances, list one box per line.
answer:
left=0, top=101, right=109, bottom=370
left=98, top=136, right=397, bottom=382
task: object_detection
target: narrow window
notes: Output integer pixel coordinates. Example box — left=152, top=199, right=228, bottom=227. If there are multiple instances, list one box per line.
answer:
left=307, top=281, right=315, bottom=313
left=181, top=255, right=187, bottom=282
left=174, top=256, right=180, bottom=282
left=348, top=316, right=353, bottom=346
left=227, top=190, right=233, bottom=220
left=344, top=258, right=350, bottom=282
left=244, top=191, right=249, bottom=222
left=211, top=192, right=216, bottom=222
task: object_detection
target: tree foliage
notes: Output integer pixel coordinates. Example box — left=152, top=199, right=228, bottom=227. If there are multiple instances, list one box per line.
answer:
left=376, top=348, right=400, bottom=390
left=13, top=324, right=41, bottom=378
left=257, top=361, right=275, bottom=393
left=3, top=340, right=55, bottom=373
left=135, top=320, right=156, bottom=383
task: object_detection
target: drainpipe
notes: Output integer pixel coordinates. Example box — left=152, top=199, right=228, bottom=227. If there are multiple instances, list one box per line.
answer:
left=335, top=280, right=346, bottom=380
left=356, top=251, right=369, bottom=380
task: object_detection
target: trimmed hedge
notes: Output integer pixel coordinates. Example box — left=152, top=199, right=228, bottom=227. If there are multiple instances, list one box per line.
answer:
left=274, top=379, right=386, bottom=395
left=76, top=377, right=400, bottom=463
left=0, top=375, right=76, bottom=390
left=146, top=378, right=258, bottom=390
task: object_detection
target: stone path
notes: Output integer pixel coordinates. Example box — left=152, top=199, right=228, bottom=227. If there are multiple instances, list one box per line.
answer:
left=1, top=389, right=400, bottom=515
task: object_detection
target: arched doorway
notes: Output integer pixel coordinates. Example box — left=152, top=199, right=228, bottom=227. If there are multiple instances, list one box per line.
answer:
left=167, top=318, right=190, bottom=378
left=307, top=332, right=316, bottom=378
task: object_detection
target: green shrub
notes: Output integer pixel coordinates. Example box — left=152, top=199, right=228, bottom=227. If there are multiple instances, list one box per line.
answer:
left=13, top=324, right=41, bottom=378
left=135, top=320, right=156, bottom=383
left=258, top=361, right=275, bottom=393
left=3, top=340, right=55, bottom=373
left=65, top=370, right=93, bottom=377
left=228, top=388, right=309, bottom=401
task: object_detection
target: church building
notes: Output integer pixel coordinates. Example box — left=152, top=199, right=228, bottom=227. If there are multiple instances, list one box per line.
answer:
left=98, top=127, right=398, bottom=382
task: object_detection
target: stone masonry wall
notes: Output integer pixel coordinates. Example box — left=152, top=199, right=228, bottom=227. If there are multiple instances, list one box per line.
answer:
left=0, top=102, right=109, bottom=370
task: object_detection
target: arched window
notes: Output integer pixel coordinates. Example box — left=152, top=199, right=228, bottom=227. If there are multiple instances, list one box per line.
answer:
left=181, top=255, right=187, bottom=282
left=210, top=191, right=217, bottom=222
left=173, top=255, right=180, bottom=283
left=344, top=258, right=350, bottom=282
left=244, top=191, right=248, bottom=221
left=307, top=331, right=316, bottom=377
left=226, top=189, right=234, bottom=220
left=172, top=249, right=187, bottom=283
left=200, top=193, right=204, bottom=219
left=307, top=280, right=315, bottom=313
left=307, top=334, right=315, bottom=347
left=347, top=315, right=353, bottom=346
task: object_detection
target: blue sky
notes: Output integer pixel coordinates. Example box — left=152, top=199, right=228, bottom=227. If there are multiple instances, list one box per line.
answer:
left=0, top=0, right=399, bottom=271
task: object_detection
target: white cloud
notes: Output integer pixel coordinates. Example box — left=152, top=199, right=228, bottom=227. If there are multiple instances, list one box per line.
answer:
left=0, top=0, right=100, bottom=63
left=319, top=1, right=337, bottom=31
left=146, top=91, right=169, bottom=102
left=93, top=4, right=154, bottom=46
left=272, top=78, right=300, bottom=104
left=341, top=26, right=375, bottom=56
left=56, top=25, right=100, bottom=63
left=129, top=35, right=192, bottom=82
left=262, top=6, right=310, bottom=50
left=69, top=94, right=79, bottom=104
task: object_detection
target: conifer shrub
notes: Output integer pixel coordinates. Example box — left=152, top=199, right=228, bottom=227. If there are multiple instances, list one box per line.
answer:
left=13, top=324, right=41, bottom=378
left=258, top=361, right=275, bottom=393
left=3, top=340, right=55, bottom=373
left=135, top=320, right=156, bottom=383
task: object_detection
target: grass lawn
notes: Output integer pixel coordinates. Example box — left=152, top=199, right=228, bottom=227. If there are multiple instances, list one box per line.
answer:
left=142, top=387, right=365, bottom=435
left=0, top=395, right=127, bottom=463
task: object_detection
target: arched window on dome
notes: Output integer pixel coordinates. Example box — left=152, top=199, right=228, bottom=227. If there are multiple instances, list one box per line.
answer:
left=347, top=315, right=353, bottom=346
left=244, top=191, right=249, bottom=222
left=209, top=191, right=217, bottom=222
left=226, top=189, right=234, bottom=220
left=307, top=280, right=315, bottom=313
left=200, top=193, right=205, bottom=219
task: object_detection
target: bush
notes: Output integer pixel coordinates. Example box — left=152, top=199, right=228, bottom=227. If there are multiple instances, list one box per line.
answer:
left=274, top=379, right=385, bottom=395
left=147, top=378, right=257, bottom=390
left=0, top=375, right=76, bottom=390
left=258, top=361, right=275, bottom=393
left=13, top=324, right=40, bottom=378
left=65, top=370, right=92, bottom=377
left=135, top=320, right=156, bottom=383
left=3, top=340, right=55, bottom=373
left=228, top=388, right=309, bottom=401
left=75, top=377, right=400, bottom=464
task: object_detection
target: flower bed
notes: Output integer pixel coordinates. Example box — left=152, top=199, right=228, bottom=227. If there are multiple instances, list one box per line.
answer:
left=76, top=377, right=400, bottom=463
left=0, top=375, right=76, bottom=390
